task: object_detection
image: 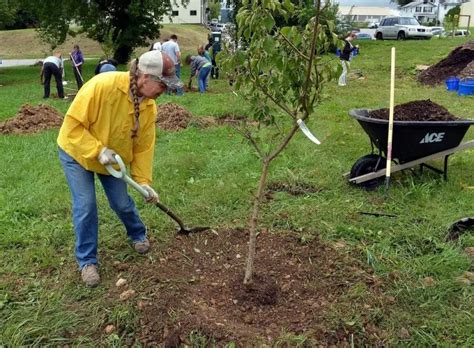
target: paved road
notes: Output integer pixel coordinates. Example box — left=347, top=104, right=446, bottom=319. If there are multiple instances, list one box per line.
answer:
left=0, top=59, right=41, bottom=68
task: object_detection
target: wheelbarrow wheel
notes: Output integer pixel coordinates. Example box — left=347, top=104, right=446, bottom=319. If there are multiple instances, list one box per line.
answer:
left=349, top=154, right=386, bottom=190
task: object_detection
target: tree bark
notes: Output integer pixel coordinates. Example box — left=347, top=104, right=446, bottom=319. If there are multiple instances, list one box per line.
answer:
left=243, top=159, right=270, bottom=285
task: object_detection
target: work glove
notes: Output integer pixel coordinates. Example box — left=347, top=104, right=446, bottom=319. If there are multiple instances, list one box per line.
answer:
left=141, top=184, right=160, bottom=204
left=98, top=147, right=117, bottom=165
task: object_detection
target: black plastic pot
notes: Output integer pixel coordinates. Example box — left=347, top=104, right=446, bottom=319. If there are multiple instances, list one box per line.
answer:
left=349, top=109, right=474, bottom=163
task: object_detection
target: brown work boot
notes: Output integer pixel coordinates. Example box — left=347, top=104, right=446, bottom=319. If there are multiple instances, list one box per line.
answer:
left=81, top=264, right=100, bottom=287
left=133, top=239, right=150, bottom=254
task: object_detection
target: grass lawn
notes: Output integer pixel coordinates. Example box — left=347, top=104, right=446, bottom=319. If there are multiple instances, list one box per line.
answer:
left=0, top=36, right=473, bottom=345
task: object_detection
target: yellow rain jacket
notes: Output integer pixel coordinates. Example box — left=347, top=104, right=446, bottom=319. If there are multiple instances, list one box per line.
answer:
left=57, top=72, right=157, bottom=185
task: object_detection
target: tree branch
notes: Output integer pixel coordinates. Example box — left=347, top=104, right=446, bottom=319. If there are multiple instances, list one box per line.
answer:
left=277, top=32, right=310, bottom=60
left=231, top=125, right=265, bottom=159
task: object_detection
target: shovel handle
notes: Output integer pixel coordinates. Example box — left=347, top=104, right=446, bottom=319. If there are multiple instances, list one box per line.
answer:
left=105, top=155, right=150, bottom=198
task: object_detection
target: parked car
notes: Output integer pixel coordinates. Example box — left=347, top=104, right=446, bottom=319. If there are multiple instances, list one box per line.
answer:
left=430, top=26, right=445, bottom=37
left=368, top=22, right=379, bottom=29
left=375, top=16, right=433, bottom=40
left=355, top=32, right=374, bottom=40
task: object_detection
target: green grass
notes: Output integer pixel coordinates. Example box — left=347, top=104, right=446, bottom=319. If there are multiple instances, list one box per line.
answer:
left=1, top=36, right=474, bottom=346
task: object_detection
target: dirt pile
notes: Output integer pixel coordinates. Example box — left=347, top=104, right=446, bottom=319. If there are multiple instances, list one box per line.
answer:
left=107, top=229, right=391, bottom=345
left=368, top=100, right=459, bottom=121
left=156, top=103, right=192, bottom=131
left=0, top=104, right=63, bottom=134
left=418, top=40, right=474, bottom=85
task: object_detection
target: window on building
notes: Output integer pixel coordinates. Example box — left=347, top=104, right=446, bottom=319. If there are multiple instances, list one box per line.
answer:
left=416, top=7, right=422, bottom=12
left=190, top=10, right=197, bottom=16
left=172, top=10, right=179, bottom=16
left=424, top=7, right=432, bottom=13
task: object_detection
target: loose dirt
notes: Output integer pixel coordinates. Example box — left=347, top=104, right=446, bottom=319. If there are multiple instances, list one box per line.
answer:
left=0, top=104, right=63, bottom=134
left=418, top=40, right=474, bottom=85
left=107, top=229, right=391, bottom=346
left=156, top=103, right=193, bottom=131
left=368, top=100, right=459, bottom=121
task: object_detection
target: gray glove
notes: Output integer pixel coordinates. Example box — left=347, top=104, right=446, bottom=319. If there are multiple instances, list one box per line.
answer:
left=141, top=184, right=160, bottom=204
left=98, top=147, right=117, bottom=165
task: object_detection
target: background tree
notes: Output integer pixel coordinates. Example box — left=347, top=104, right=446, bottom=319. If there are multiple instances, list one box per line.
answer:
left=220, top=0, right=339, bottom=284
left=445, top=5, right=461, bottom=35
left=0, top=0, right=17, bottom=29
left=391, top=0, right=412, bottom=6
left=22, top=0, right=188, bottom=63
left=208, top=0, right=221, bottom=20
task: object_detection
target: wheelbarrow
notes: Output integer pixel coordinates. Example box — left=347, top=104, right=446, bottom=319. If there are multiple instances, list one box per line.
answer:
left=345, top=109, right=474, bottom=189
left=105, top=155, right=210, bottom=234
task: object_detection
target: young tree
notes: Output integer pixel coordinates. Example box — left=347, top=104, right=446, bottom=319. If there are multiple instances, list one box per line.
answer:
left=22, top=0, right=188, bottom=63
left=221, top=0, right=339, bottom=284
left=445, top=5, right=461, bottom=36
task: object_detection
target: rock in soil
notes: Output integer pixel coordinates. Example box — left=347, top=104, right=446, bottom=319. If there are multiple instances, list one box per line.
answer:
left=119, top=289, right=136, bottom=301
left=104, top=325, right=116, bottom=334
left=0, top=104, right=63, bottom=134
left=368, top=100, right=459, bottom=122
left=418, top=40, right=474, bottom=85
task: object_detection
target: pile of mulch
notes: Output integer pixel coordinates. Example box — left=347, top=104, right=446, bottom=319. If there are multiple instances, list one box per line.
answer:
left=368, top=100, right=459, bottom=121
left=106, top=229, right=391, bottom=346
left=0, top=104, right=63, bottom=134
left=156, top=103, right=192, bottom=131
left=418, top=40, right=474, bottom=85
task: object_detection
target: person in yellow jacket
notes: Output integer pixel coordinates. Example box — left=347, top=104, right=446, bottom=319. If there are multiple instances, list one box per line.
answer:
left=57, top=50, right=182, bottom=287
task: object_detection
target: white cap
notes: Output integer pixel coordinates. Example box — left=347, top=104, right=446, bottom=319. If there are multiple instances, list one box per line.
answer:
left=137, top=50, right=183, bottom=89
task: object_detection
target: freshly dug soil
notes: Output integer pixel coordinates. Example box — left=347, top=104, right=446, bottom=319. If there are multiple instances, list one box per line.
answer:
left=0, top=104, right=63, bottom=134
left=106, top=229, right=391, bottom=345
left=156, top=103, right=192, bottom=131
left=418, top=40, right=474, bottom=85
left=368, top=100, right=459, bottom=121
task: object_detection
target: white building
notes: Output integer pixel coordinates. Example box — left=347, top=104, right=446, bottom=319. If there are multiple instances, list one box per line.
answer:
left=460, top=0, right=474, bottom=27
left=338, top=6, right=400, bottom=23
left=399, top=0, right=469, bottom=24
left=161, top=0, right=208, bottom=24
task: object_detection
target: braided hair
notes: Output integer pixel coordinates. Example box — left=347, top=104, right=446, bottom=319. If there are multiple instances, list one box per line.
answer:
left=129, top=58, right=141, bottom=138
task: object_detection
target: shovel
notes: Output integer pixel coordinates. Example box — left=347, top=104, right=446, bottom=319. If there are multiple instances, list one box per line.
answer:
left=105, top=154, right=210, bottom=235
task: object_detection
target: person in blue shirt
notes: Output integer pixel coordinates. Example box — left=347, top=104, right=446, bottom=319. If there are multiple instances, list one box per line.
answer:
left=70, top=45, right=84, bottom=89
left=185, top=55, right=212, bottom=93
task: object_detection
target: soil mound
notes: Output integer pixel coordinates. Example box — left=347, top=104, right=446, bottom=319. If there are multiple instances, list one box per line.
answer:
left=418, top=40, right=474, bottom=85
left=107, top=229, right=391, bottom=345
left=0, top=104, right=63, bottom=134
left=156, top=103, right=192, bottom=131
left=368, top=100, right=459, bottom=121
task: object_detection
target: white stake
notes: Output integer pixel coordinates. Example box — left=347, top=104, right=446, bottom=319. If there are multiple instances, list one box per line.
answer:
left=385, top=47, right=396, bottom=193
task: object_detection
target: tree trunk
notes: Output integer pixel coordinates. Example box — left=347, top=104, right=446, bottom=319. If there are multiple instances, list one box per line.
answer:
left=243, top=159, right=270, bottom=285
left=113, top=44, right=133, bottom=65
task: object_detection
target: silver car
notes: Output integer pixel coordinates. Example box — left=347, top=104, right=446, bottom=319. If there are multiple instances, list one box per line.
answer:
left=375, top=16, right=433, bottom=40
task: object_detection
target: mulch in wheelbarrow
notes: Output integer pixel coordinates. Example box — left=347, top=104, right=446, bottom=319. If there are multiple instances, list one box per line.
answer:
left=368, top=99, right=459, bottom=122
left=418, top=40, right=474, bottom=85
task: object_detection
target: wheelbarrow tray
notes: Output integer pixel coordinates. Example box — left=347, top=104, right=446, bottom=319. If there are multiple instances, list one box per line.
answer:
left=349, top=109, right=474, bottom=163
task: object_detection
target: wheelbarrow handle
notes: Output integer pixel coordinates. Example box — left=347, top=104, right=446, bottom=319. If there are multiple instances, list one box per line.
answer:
left=105, top=155, right=150, bottom=198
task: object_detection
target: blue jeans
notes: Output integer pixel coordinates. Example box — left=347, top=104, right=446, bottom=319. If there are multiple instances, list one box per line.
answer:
left=175, top=63, right=184, bottom=96
left=198, top=65, right=212, bottom=93
left=59, top=148, right=147, bottom=270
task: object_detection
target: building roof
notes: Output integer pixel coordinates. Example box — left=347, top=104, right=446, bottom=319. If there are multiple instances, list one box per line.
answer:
left=338, top=6, right=399, bottom=16
left=401, top=2, right=436, bottom=9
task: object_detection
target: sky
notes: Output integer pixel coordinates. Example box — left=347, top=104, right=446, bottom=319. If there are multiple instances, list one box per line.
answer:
left=336, top=0, right=397, bottom=7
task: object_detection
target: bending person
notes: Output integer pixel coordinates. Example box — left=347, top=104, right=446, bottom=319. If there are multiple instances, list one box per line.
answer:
left=57, top=51, right=183, bottom=287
